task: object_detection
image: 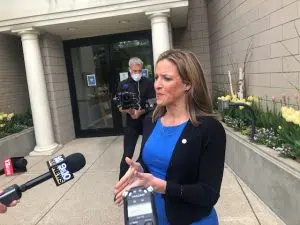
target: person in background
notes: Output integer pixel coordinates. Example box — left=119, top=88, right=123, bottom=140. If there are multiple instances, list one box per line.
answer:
left=114, top=49, right=226, bottom=225
left=117, top=57, right=155, bottom=180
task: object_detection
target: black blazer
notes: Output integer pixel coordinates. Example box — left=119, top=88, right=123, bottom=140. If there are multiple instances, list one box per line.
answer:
left=138, top=115, right=226, bottom=225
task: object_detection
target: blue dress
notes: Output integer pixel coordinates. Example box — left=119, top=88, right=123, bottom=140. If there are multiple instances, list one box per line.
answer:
left=142, top=119, right=218, bottom=225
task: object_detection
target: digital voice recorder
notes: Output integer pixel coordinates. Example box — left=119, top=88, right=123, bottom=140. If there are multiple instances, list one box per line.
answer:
left=123, top=186, right=158, bottom=225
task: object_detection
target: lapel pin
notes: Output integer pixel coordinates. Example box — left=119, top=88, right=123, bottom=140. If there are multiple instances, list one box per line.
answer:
left=182, top=139, right=187, bottom=144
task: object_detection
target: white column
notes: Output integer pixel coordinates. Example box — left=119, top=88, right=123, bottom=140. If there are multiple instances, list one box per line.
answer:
left=146, top=9, right=171, bottom=64
left=168, top=20, right=173, bottom=49
left=18, top=29, right=60, bottom=156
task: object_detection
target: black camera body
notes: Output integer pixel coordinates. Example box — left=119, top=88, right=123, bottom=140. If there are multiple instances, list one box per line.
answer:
left=123, top=186, right=158, bottom=225
left=113, top=91, right=139, bottom=109
left=113, top=91, right=156, bottom=110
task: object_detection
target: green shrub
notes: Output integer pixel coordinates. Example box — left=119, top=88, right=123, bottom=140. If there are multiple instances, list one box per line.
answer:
left=0, top=110, right=33, bottom=139
left=218, top=95, right=300, bottom=161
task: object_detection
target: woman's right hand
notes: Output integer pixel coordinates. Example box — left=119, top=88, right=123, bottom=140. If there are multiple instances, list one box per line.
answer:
left=114, top=157, right=143, bottom=205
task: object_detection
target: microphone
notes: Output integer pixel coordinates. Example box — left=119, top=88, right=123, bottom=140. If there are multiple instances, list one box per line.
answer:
left=0, top=153, right=86, bottom=206
left=0, top=157, right=28, bottom=176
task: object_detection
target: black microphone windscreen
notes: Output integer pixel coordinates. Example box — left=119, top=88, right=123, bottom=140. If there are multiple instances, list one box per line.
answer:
left=65, top=153, right=86, bottom=173
left=14, top=158, right=28, bottom=168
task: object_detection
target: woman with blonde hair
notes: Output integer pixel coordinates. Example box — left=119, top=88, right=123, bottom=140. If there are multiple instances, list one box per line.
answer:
left=114, top=49, right=226, bottom=225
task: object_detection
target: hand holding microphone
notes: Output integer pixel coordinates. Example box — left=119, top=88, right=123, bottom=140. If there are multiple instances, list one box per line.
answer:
left=0, top=153, right=86, bottom=207
left=0, top=191, right=17, bottom=213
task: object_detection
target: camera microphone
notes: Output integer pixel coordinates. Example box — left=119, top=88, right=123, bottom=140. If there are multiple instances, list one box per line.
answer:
left=0, top=153, right=86, bottom=206
left=0, top=157, right=28, bottom=176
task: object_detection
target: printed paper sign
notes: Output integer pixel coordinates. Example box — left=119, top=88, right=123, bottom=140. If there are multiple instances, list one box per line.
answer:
left=119, top=72, right=128, bottom=81
left=142, top=69, right=148, bottom=78
left=87, top=74, right=96, bottom=86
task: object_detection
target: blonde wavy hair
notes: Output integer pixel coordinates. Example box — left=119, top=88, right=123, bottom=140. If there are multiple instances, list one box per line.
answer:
left=152, top=49, right=217, bottom=126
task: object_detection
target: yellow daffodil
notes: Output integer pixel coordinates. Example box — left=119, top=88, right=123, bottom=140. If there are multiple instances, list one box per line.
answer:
left=281, top=106, right=300, bottom=126
left=247, top=96, right=253, bottom=101
left=7, top=113, right=14, bottom=121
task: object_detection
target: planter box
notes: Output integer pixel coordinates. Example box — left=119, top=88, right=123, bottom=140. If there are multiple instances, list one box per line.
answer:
left=0, top=127, right=35, bottom=163
left=224, top=123, right=300, bottom=225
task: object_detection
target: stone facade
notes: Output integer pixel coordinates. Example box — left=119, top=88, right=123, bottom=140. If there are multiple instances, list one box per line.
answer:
left=40, top=33, right=75, bottom=144
left=2, top=0, right=300, bottom=145
left=0, top=34, right=29, bottom=113
left=173, top=0, right=212, bottom=94
left=207, top=0, right=300, bottom=104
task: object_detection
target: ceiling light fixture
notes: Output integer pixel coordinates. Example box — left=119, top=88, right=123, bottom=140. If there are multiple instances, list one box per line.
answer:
left=67, top=27, right=78, bottom=31
left=119, top=20, right=130, bottom=24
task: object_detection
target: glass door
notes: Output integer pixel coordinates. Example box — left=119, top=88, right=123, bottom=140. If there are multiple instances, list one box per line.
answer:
left=110, top=39, right=154, bottom=127
left=69, top=44, right=120, bottom=136
left=64, top=30, right=153, bottom=137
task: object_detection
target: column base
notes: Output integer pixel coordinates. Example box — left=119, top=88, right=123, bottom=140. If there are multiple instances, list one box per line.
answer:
left=29, top=143, right=63, bottom=156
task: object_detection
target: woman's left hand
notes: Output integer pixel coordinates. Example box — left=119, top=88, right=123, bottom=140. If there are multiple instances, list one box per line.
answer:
left=128, top=172, right=154, bottom=189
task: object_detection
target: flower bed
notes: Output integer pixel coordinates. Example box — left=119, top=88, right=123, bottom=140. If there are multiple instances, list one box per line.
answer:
left=0, top=110, right=33, bottom=139
left=0, top=127, right=35, bottom=163
left=0, top=110, right=35, bottom=162
left=224, top=123, right=300, bottom=225
left=217, top=95, right=300, bottom=161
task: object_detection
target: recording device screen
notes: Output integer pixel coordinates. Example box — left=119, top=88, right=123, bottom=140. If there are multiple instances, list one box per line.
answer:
left=127, top=202, right=152, bottom=218
left=124, top=186, right=157, bottom=225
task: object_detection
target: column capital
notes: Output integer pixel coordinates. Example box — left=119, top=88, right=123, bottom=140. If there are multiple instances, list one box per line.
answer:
left=145, top=9, right=170, bottom=20
left=11, top=27, right=40, bottom=39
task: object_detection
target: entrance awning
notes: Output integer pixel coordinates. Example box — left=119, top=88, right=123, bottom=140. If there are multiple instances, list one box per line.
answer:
left=1, top=0, right=188, bottom=40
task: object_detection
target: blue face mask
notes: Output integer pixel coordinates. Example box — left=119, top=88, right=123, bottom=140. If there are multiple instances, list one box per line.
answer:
left=132, top=73, right=142, bottom=82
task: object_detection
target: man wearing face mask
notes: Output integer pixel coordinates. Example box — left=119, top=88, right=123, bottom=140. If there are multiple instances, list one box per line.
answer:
left=117, top=57, right=155, bottom=180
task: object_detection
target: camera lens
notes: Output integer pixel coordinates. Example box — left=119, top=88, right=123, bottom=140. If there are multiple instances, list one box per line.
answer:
left=123, top=93, right=130, bottom=102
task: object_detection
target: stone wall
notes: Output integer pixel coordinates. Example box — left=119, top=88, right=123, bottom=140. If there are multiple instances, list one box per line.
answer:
left=0, top=34, right=29, bottom=113
left=40, top=33, right=75, bottom=144
left=173, top=0, right=212, bottom=94
left=207, top=0, right=300, bottom=104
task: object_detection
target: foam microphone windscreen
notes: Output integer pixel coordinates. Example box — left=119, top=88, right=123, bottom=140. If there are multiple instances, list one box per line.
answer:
left=13, top=158, right=28, bottom=169
left=65, top=153, right=86, bottom=173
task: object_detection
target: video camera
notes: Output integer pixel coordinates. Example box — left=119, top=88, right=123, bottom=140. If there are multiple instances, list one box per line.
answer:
left=113, top=91, right=139, bottom=109
left=112, top=91, right=156, bottom=110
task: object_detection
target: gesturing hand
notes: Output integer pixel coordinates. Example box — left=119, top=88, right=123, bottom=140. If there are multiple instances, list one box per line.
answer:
left=114, top=172, right=155, bottom=205
left=125, top=172, right=155, bottom=190
left=114, top=157, right=143, bottom=205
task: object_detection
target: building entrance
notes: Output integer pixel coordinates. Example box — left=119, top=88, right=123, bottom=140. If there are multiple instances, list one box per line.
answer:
left=64, top=31, right=153, bottom=137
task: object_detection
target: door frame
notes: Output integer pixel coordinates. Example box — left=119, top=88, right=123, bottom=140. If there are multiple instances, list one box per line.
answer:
left=63, top=30, right=153, bottom=138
